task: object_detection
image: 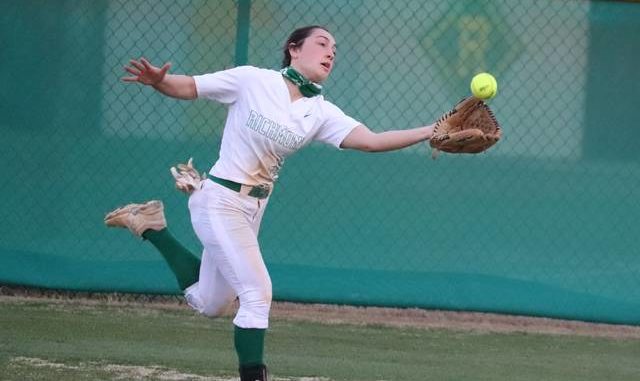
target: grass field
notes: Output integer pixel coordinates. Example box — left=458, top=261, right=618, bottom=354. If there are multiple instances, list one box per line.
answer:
left=1, top=296, right=640, bottom=381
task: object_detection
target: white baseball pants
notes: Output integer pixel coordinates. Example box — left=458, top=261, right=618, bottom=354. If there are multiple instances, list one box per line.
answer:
left=184, top=179, right=271, bottom=329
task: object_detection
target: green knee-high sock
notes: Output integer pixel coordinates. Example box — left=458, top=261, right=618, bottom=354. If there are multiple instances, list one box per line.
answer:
left=234, top=326, right=266, bottom=367
left=142, top=228, right=200, bottom=290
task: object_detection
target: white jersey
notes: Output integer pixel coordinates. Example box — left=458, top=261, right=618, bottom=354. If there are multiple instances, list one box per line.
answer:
left=193, top=66, right=361, bottom=186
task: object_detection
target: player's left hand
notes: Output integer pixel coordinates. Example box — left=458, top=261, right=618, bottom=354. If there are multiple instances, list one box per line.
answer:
left=429, top=96, right=501, bottom=159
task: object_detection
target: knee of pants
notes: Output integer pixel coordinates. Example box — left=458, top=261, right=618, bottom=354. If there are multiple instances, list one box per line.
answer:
left=185, top=287, right=234, bottom=319
left=234, top=288, right=272, bottom=329
left=199, top=299, right=235, bottom=318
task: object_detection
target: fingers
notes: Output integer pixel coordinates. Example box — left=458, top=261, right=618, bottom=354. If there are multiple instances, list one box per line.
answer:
left=124, top=66, right=140, bottom=76
left=122, top=60, right=144, bottom=82
left=122, top=58, right=150, bottom=78
left=129, top=59, right=145, bottom=71
left=122, top=58, right=170, bottom=84
left=140, top=57, right=152, bottom=70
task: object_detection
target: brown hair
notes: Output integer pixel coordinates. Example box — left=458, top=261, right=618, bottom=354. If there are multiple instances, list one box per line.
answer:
left=281, top=25, right=330, bottom=68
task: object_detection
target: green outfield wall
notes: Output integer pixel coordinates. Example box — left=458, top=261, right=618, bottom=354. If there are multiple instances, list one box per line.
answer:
left=1, top=0, right=639, bottom=325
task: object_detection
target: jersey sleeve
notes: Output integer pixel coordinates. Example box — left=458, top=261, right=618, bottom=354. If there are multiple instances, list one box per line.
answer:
left=193, top=66, right=255, bottom=105
left=313, top=100, right=362, bottom=149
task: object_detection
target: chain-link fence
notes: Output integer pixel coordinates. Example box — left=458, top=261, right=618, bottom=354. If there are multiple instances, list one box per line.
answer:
left=1, top=0, right=639, bottom=324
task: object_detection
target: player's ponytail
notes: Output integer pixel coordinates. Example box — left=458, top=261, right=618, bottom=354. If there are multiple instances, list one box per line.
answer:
left=282, top=25, right=330, bottom=68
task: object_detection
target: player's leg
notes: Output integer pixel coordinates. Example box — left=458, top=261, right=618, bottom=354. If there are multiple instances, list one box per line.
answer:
left=104, top=200, right=239, bottom=316
left=197, top=217, right=271, bottom=378
left=189, top=181, right=271, bottom=379
left=183, top=248, right=237, bottom=317
left=104, top=200, right=200, bottom=290
left=235, top=197, right=270, bottom=380
left=144, top=228, right=200, bottom=290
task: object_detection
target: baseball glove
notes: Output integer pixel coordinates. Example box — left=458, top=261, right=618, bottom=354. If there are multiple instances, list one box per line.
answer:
left=429, top=96, right=501, bottom=159
left=170, top=157, right=206, bottom=194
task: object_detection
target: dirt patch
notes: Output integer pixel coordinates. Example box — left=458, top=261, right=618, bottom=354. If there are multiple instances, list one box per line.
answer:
left=271, top=301, right=640, bottom=339
left=2, top=285, right=639, bottom=339
left=8, top=357, right=333, bottom=381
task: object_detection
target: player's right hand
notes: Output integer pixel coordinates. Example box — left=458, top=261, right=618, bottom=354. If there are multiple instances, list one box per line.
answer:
left=122, top=58, right=171, bottom=86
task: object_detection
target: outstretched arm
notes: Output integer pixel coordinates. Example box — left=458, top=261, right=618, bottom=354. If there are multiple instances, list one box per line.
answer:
left=122, top=58, right=197, bottom=100
left=340, top=124, right=434, bottom=152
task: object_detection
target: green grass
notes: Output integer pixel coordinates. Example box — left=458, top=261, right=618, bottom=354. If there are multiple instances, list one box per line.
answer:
left=1, top=299, right=639, bottom=381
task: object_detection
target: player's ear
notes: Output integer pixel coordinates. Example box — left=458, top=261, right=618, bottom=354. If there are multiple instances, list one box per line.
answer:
left=288, top=42, right=300, bottom=59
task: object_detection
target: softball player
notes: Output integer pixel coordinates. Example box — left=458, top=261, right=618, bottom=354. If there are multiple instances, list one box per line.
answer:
left=106, top=25, right=434, bottom=381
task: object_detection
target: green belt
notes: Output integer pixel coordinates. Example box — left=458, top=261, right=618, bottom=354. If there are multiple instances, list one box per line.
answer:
left=208, top=175, right=270, bottom=199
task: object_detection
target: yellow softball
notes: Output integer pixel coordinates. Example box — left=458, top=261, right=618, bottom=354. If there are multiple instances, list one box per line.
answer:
left=470, top=72, right=498, bottom=100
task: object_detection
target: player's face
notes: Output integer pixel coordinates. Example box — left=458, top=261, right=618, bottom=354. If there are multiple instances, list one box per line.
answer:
left=290, top=29, right=337, bottom=83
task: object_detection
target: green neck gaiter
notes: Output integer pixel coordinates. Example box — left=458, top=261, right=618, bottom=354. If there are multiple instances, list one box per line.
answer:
left=280, top=66, right=322, bottom=97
